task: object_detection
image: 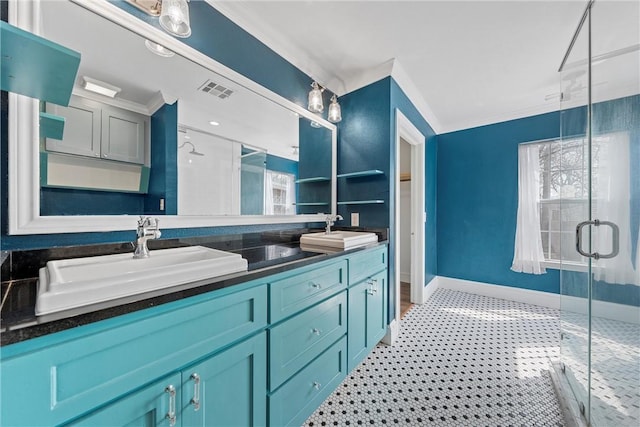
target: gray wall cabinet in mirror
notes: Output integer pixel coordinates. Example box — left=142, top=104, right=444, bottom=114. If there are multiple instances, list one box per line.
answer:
left=8, top=0, right=336, bottom=235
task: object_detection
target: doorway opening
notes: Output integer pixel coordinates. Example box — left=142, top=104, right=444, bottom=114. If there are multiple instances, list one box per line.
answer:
left=399, top=137, right=413, bottom=318
left=390, top=110, right=426, bottom=341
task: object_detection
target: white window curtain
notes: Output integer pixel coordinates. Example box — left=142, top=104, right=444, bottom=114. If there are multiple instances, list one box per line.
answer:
left=264, top=171, right=275, bottom=215
left=511, top=143, right=547, bottom=274
left=284, top=176, right=295, bottom=214
left=592, top=132, right=639, bottom=285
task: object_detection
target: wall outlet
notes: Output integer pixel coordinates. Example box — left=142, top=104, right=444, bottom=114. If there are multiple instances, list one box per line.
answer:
left=351, top=212, right=359, bottom=227
left=160, top=198, right=165, bottom=211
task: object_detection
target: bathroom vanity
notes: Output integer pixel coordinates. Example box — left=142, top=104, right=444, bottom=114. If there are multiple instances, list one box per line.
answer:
left=0, top=238, right=388, bottom=427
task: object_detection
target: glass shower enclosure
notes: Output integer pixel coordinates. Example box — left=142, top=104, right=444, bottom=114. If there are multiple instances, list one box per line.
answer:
left=558, top=1, right=639, bottom=425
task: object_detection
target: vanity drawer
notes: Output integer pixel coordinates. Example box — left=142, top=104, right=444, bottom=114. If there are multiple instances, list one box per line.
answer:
left=269, top=291, right=347, bottom=391
left=0, top=284, right=267, bottom=427
left=269, top=336, right=347, bottom=427
left=348, top=245, right=387, bottom=285
left=270, top=259, right=347, bottom=323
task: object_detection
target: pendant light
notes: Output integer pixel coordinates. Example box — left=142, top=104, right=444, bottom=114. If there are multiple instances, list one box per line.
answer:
left=307, top=81, right=324, bottom=113
left=327, top=94, right=342, bottom=123
left=159, top=0, right=192, bottom=38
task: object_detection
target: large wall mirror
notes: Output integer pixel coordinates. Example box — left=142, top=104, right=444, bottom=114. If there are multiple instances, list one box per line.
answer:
left=8, top=0, right=336, bottom=235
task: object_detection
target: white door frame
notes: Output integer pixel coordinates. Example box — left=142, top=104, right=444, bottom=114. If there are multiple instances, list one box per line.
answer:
left=387, top=110, right=426, bottom=343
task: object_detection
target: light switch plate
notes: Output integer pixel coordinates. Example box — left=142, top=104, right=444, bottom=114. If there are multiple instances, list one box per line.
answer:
left=351, top=212, right=359, bottom=227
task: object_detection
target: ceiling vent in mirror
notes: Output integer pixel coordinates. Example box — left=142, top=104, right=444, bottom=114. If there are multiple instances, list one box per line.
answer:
left=198, top=80, right=234, bottom=100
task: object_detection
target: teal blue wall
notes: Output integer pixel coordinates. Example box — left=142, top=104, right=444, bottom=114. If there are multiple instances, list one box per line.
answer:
left=437, top=111, right=562, bottom=294
left=336, top=76, right=439, bottom=320
left=437, top=95, right=639, bottom=306
left=145, top=102, right=178, bottom=215
left=337, top=78, right=391, bottom=227
left=390, top=79, right=438, bottom=286
left=266, top=154, right=298, bottom=178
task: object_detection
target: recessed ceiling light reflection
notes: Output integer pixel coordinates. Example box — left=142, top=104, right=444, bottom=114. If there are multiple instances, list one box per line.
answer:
left=209, top=121, right=220, bottom=126
left=144, top=40, right=175, bottom=58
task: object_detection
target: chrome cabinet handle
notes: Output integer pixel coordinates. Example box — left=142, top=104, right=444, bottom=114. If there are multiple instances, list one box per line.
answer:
left=165, top=385, right=177, bottom=426
left=576, top=219, right=620, bottom=259
left=310, top=282, right=321, bottom=289
left=190, top=373, right=201, bottom=411
left=311, top=328, right=323, bottom=336
left=367, top=278, right=378, bottom=295
left=313, top=381, right=321, bottom=390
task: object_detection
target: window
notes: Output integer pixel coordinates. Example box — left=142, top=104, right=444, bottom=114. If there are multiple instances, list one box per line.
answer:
left=538, top=138, right=601, bottom=263
left=265, top=171, right=296, bottom=215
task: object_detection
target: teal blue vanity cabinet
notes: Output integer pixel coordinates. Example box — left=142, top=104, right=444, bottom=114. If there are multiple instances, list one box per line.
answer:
left=65, top=372, right=183, bottom=427
left=1, top=244, right=388, bottom=427
left=347, top=246, right=388, bottom=371
left=267, top=259, right=349, bottom=427
left=180, top=332, right=266, bottom=427
left=0, top=284, right=267, bottom=427
left=68, top=333, right=266, bottom=427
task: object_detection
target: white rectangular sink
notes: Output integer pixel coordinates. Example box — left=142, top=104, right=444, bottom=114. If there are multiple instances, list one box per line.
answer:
left=300, top=231, right=378, bottom=250
left=36, top=246, right=248, bottom=316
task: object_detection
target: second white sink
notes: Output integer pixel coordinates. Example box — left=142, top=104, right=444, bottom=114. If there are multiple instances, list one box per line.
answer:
left=36, top=246, right=248, bottom=316
left=300, top=231, right=378, bottom=250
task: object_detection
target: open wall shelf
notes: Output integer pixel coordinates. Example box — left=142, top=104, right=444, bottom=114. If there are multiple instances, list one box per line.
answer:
left=337, top=200, right=384, bottom=205
left=1, top=21, right=80, bottom=106
left=337, top=170, right=384, bottom=179
left=295, top=177, right=331, bottom=183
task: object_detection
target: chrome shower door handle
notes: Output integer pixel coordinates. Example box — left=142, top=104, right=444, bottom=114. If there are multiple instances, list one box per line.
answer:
left=575, top=219, right=619, bottom=260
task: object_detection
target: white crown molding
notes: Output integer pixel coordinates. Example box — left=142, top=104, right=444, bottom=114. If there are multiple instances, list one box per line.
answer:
left=390, top=60, right=443, bottom=134
left=206, top=0, right=344, bottom=95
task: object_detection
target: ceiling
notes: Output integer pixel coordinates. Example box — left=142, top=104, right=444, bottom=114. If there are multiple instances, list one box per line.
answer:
left=211, top=0, right=640, bottom=134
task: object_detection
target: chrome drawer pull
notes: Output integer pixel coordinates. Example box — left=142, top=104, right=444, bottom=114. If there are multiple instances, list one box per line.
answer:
left=310, top=282, right=321, bottom=289
left=165, top=385, right=177, bottom=426
left=313, top=381, right=321, bottom=390
left=311, top=328, right=323, bottom=336
left=190, top=373, right=201, bottom=411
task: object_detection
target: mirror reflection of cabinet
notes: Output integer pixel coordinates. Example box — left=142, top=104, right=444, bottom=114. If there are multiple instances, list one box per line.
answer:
left=45, top=96, right=148, bottom=165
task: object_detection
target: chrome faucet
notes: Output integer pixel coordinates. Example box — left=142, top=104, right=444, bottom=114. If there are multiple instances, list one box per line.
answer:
left=325, top=214, right=343, bottom=234
left=133, top=216, right=161, bottom=259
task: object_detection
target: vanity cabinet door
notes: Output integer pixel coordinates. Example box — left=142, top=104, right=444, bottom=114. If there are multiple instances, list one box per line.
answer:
left=101, top=106, right=146, bottom=164
left=181, top=332, right=267, bottom=427
left=45, top=100, right=101, bottom=158
left=347, top=270, right=387, bottom=372
left=66, top=373, right=182, bottom=427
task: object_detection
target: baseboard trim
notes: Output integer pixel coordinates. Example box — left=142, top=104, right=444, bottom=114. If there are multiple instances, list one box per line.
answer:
left=383, top=318, right=399, bottom=345
left=422, top=276, right=440, bottom=303
left=437, top=276, right=560, bottom=308
left=400, top=272, right=411, bottom=284
left=436, top=276, right=639, bottom=324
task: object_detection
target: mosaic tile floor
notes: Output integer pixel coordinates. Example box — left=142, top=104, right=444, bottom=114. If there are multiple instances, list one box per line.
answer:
left=561, top=311, right=640, bottom=426
left=305, top=288, right=565, bottom=426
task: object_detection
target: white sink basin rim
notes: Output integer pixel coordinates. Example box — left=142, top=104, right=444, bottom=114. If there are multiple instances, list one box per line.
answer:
left=36, top=246, right=248, bottom=316
left=299, top=231, right=378, bottom=250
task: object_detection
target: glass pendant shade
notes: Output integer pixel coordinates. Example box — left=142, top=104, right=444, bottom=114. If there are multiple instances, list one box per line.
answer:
left=144, top=40, right=175, bottom=57
left=327, top=95, right=342, bottom=123
left=308, top=82, right=324, bottom=113
left=159, top=0, right=192, bottom=38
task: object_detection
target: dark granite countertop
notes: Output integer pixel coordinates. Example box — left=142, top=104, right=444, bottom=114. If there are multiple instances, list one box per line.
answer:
left=1, top=228, right=387, bottom=347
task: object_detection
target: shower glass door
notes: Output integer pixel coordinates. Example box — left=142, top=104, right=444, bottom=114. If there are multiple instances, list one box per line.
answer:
left=559, top=1, right=640, bottom=425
